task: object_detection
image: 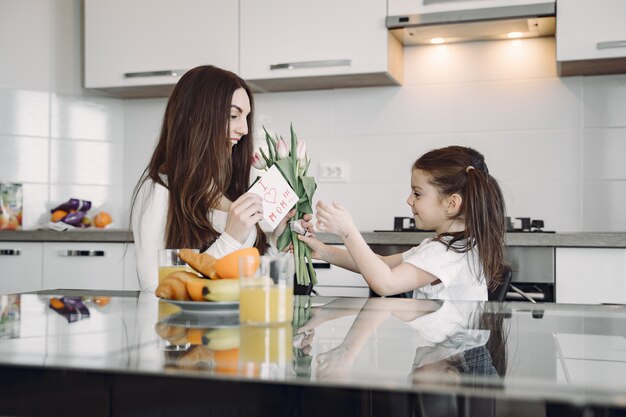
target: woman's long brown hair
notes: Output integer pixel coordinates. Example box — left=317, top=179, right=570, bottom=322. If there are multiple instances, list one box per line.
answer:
left=131, top=65, right=268, bottom=253
left=413, top=146, right=506, bottom=291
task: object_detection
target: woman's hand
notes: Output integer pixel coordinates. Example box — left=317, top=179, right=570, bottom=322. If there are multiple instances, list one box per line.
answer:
left=224, top=193, right=264, bottom=244
left=315, top=201, right=358, bottom=240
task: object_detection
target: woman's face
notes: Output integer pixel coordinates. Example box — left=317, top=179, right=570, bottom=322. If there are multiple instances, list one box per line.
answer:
left=228, top=88, right=251, bottom=149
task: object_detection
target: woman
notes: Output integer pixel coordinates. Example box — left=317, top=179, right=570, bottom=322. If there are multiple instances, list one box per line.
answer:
left=131, top=65, right=292, bottom=291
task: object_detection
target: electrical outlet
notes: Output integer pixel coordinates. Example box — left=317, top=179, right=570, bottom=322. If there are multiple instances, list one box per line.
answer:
left=318, top=162, right=349, bottom=182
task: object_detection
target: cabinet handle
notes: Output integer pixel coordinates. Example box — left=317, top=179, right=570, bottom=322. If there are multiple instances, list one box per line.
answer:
left=270, top=59, right=351, bottom=71
left=124, top=69, right=187, bottom=78
left=0, top=249, right=21, bottom=256
left=597, top=40, right=626, bottom=50
left=61, top=250, right=106, bottom=257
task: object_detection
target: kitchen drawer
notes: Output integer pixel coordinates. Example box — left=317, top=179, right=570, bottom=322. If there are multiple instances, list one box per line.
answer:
left=0, top=242, right=43, bottom=294
left=43, top=242, right=124, bottom=290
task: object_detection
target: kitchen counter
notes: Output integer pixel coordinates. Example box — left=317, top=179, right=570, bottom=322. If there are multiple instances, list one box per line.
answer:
left=3, top=229, right=626, bottom=248
left=1, top=290, right=626, bottom=416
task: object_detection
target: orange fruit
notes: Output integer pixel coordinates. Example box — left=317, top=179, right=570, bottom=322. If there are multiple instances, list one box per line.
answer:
left=215, top=247, right=260, bottom=279
left=51, top=210, right=68, bottom=222
left=93, top=211, right=112, bottom=228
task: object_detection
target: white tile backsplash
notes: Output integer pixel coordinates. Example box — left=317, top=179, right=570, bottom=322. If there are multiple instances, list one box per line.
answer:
left=582, top=181, right=626, bottom=231
left=0, top=135, right=49, bottom=183
left=583, top=75, right=626, bottom=128
left=0, top=88, right=49, bottom=137
left=0, top=88, right=124, bottom=230
left=51, top=93, right=124, bottom=141
left=50, top=139, right=123, bottom=186
left=583, top=128, right=626, bottom=180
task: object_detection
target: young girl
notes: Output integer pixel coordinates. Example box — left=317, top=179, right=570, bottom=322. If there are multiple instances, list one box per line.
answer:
left=299, top=146, right=507, bottom=301
left=131, top=65, right=299, bottom=291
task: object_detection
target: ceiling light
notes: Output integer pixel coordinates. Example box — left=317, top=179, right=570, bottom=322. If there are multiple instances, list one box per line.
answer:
left=507, top=32, right=523, bottom=38
left=430, top=37, right=445, bottom=44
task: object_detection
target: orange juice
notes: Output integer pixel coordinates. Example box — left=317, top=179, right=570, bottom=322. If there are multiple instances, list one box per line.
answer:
left=158, top=265, right=195, bottom=283
left=239, top=280, right=293, bottom=325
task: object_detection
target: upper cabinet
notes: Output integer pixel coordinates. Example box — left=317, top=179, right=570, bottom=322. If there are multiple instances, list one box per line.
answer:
left=239, top=0, right=402, bottom=92
left=83, top=0, right=238, bottom=97
left=557, top=0, right=626, bottom=76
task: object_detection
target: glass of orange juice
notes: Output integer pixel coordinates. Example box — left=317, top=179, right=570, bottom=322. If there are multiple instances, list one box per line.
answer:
left=239, top=255, right=294, bottom=325
left=157, top=248, right=198, bottom=283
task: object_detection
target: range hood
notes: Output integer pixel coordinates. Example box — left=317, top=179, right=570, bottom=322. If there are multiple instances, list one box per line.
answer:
left=387, top=2, right=555, bottom=45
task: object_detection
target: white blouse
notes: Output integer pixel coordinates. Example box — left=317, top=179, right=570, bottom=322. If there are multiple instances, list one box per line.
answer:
left=131, top=179, right=276, bottom=292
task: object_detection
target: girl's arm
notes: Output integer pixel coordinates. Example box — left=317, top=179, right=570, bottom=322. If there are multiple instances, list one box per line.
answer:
left=316, top=201, right=438, bottom=296
left=298, top=234, right=404, bottom=272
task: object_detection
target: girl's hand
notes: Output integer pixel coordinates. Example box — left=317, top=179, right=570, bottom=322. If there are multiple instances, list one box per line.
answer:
left=315, top=201, right=357, bottom=239
left=297, top=234, right=328, bottom=260
left=271, top=212, right=314, bottom=251
left=224, top=193, right=264, bottom=244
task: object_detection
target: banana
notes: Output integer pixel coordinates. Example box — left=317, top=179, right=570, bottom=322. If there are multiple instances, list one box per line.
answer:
left=202, top=327, right=240, bottom=350
left=202, top=279, right=239, bottom=302
left=185, top=277, right=239, bottom=302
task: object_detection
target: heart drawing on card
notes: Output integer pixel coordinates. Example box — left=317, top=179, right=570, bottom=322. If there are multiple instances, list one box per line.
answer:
left=264, top=188, right=277, bottom=204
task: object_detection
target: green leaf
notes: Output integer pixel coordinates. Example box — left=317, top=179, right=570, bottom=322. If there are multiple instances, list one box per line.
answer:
left=301, top=176, right=317, bottom=202
left=275, top=158, right=296, bottom=189
left=299, top=200, right=313, bottom=214
left=249, top=176, right=262, bottom=190
left=290, top=125, right=298, bottom=180
left=277, top=226, right=291, bottom=251
left=259, top=147, right=272, bottom=167
left=263, top=127, right=277, bottom=161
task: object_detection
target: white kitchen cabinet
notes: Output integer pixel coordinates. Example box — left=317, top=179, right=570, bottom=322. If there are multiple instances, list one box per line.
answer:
left=388, top=0, right=553, bottom=15
left=313, top=245, right=371, bottom=297
left=556, top=248, right=626, bottom=304
left=556, top=0, right=626, bottom=76
left=239, top=0, right=402, bottom=92
left=0, top=242, right=43, bottom=294
left=83, top=0, right=238, bottom=96
left=43, top=242, right=124, bottom=290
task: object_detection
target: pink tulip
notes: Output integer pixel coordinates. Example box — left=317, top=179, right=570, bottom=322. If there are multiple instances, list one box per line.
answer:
left=276, top=139, right=290, bottom=159
left=251, top=152, right=267, bottom=170
left=296, top=140, right=307, bottom=163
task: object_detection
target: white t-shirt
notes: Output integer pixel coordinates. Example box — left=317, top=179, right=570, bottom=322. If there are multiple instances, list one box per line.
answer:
left=402, top=237, right=487, bottom=301
left=131, top=179, right=276, bottom=292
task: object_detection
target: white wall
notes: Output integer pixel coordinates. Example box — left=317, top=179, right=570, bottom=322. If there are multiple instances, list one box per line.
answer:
left=1, top=1, right=625, bottom=232
left=0, top=0, right=125, bottom=228
left=124, top=38, right=626, bottom=233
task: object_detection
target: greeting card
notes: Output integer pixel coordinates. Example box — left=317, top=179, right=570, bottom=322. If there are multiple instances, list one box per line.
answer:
left=248, top=165, right=298, bottom=230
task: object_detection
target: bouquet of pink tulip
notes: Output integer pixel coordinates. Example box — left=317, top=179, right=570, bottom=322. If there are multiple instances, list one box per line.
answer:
left=251, top=125, right=317, bottom=287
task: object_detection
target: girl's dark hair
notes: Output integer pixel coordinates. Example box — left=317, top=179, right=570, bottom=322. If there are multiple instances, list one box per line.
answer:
left=413, top=146, right=506, bottom=291
left=131, top=65, right=268, bottom=253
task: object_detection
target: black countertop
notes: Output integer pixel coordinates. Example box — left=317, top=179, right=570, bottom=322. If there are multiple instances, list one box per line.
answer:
left=1, top=290, right=626, bottom=416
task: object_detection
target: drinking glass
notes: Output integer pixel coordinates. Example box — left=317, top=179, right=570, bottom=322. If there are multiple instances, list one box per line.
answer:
left=239, top=255, right=294, bottom=325
left=157, top=248, right=198, bottom=283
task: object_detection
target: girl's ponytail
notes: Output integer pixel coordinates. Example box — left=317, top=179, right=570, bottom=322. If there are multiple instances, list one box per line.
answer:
left=464, top=165, right=507, bottom=291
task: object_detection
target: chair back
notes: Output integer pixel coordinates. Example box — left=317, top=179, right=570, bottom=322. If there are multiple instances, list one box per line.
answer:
left=488, top=265, right=513, bottom=302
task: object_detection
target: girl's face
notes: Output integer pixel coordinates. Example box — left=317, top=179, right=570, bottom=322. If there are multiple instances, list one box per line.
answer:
left=228, top=88, right=251, bottom=149
left=406, top=169, right=451, bottom=234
